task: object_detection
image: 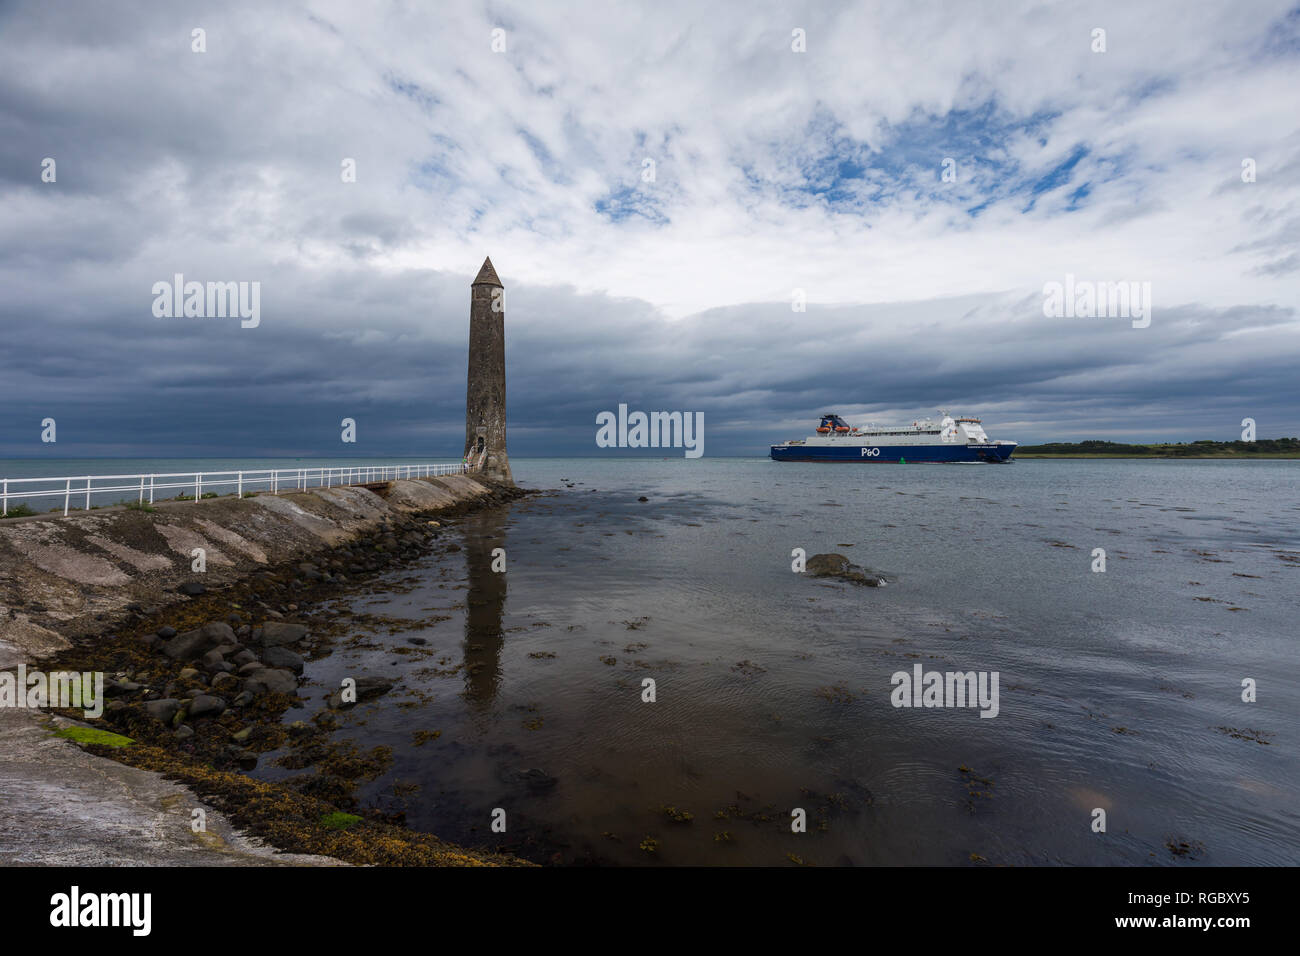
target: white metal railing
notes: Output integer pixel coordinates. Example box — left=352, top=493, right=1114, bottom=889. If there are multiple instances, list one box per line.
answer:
left=0, top=462, right=467, bottom=517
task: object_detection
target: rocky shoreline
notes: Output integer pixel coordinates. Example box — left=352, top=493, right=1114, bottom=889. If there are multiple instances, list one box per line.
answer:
left=1, top=476, right=537, bottom=866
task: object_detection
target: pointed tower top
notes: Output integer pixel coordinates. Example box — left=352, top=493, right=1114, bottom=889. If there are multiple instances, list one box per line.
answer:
left=472, top=256, right=503, bottom=287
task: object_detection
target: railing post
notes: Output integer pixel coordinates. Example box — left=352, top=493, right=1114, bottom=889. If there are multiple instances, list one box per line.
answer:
left=2, top=478, right=6, bottom=516
left=85, top=477, right=91, bottom=511
left=138, top=477, right=144, bottom=503
left=64, top=478, right=71, bottom=516
left=238, top=471, right=242, bottom=498
left=149, top=474, right=155, bottom=504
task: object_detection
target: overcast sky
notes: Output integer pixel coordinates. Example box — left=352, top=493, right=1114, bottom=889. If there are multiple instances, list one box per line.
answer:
left=1, top=0, right=1298, bottom=458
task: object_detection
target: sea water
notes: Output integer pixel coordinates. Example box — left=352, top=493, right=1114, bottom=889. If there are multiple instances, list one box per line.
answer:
left=264, top=457, right=1300, bottom=866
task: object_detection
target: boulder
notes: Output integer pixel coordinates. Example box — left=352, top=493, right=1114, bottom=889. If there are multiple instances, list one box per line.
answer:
left=805, top=553, right=887, bottom=587
left=232, top=750, right=258, bottom=770
left=187, top=695, right=227, bottom=719
left=258, top=622, right=308, bottom=646
left=104, top=680, right=142, bottom=698
left=142, top=698, right=181, bottom=724
left=352, top=675, right=396, bottom=700
left=328, top=675, right=396, bottom=709
left=244, top=668, right=299, bottom=696
left=161, top=629, right=211, bottom=661
left=260, top=646, right=304, bottom=674
left=161, top=621, right=237, bottom=661
left=200, top=621, right=237, bottom=644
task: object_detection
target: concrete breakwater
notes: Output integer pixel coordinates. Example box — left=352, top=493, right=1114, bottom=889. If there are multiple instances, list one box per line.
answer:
left=0, top=475, right=532, bottom=866
left=0, top=475, right=500, bottom=667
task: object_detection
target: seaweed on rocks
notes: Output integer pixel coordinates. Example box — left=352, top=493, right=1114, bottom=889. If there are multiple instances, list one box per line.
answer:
left=39, top=480, right=536, bottom=866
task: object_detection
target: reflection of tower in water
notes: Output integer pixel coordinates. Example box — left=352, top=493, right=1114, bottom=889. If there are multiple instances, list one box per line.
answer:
left=462, top=508, right=508, bottom=709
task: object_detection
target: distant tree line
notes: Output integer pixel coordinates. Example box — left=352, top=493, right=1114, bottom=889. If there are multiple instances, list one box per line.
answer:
left=1018, top=437, right=1300, bottom=456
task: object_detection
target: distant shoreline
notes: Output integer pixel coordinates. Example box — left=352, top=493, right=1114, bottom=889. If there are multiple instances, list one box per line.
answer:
left=1015, top=438, right=1299, bottom=460
left=1015, top=453, right=1300, bottom=459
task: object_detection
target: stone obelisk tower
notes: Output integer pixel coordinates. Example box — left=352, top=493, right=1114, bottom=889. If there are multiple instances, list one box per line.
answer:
left=463, top=256, right=513, bottom=484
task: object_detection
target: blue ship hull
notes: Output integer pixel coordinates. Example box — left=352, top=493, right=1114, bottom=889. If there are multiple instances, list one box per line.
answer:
left=770, top=442, right=1015, bottom=463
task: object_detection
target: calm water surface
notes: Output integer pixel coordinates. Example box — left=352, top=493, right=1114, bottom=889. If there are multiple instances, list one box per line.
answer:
left=247, top=458, right=1300, bottom=865
left=14, top=456, right=1295, bottom=864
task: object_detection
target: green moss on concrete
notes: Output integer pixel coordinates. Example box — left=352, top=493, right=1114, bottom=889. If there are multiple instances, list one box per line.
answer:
left=54, top=726, right=134, bottom=748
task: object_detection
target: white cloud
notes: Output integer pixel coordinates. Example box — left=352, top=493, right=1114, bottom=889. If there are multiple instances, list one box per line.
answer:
left=0, top=0, right=1297, bottom=451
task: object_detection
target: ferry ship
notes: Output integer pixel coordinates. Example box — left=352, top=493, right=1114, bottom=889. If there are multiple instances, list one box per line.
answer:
left=770, top=412, right=1017, bottom=463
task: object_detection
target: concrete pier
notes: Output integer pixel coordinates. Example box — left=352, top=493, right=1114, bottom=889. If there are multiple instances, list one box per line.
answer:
left=0, top=475, right=510, bottom=866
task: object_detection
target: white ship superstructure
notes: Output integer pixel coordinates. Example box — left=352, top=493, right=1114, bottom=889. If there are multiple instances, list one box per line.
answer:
left=771, top=411, right=1017, bottom=463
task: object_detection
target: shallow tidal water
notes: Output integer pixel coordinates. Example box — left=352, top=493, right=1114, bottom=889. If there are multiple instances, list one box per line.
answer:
left=261, top=458, right=1299, bottom=865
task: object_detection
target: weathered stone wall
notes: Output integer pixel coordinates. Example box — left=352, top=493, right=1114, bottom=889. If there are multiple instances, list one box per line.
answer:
left=0, top=475, right=495, bottom=668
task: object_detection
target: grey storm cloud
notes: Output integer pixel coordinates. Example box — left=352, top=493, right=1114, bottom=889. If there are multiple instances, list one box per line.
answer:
left=1, top=0, right=1298, bottom=458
